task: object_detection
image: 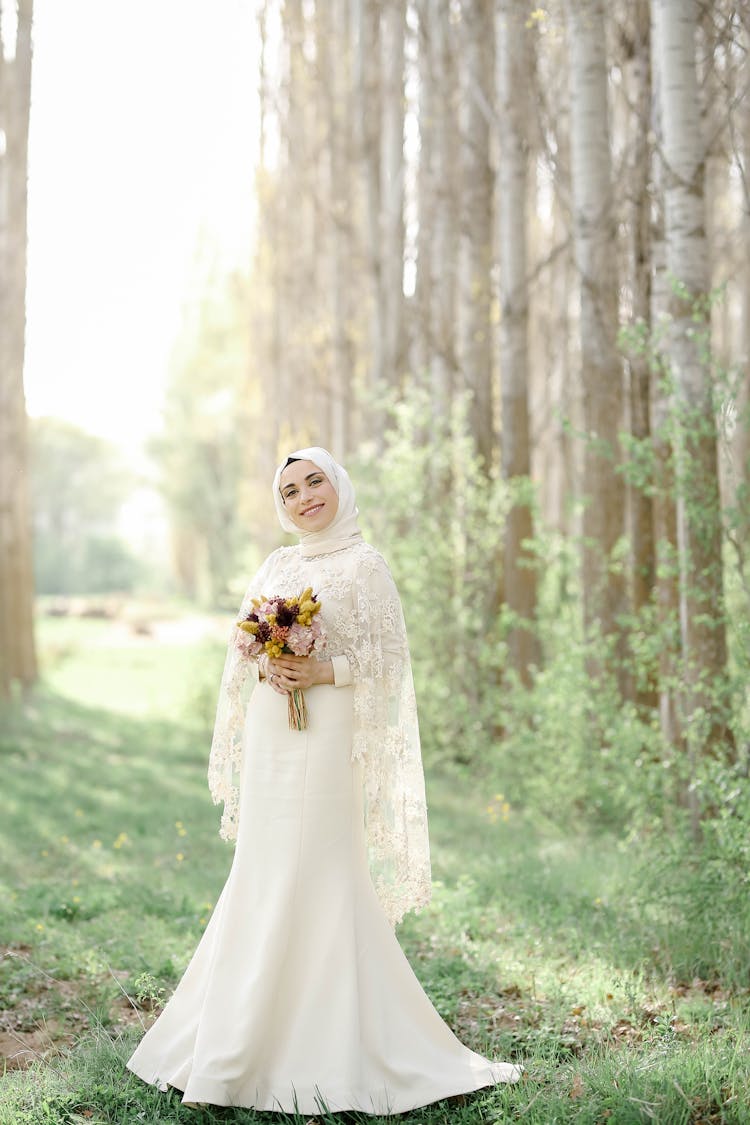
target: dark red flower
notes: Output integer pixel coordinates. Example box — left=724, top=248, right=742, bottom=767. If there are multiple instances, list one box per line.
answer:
left=275, top=603, right=297, bottom=627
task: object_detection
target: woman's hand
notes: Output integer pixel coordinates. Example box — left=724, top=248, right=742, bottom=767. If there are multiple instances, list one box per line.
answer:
left=267, top=655, right=334, bottom=693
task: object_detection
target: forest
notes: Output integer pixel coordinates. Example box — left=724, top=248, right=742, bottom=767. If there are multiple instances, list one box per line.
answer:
left=2, top=1, right=750, bottom=1123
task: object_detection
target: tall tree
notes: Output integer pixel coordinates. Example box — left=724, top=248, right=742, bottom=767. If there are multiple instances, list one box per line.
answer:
left=621, top=0, right=656, bottom=624
left=415, top=0, right=458, bottom=420
left=0, top=0, right=37, bottom=698
left=650, top=164, right=683, bottom=752
left=379, top=0, right=407, bottom=393
left=652, top=0, right=732, bottom=763
left=456, top=0, right=494, bottom=470
left=564, top=0, right=629, bottom=689
left=496, top=0, right=539, bottom=684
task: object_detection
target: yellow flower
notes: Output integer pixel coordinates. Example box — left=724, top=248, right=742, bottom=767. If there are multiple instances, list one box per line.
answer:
left=199, top=917, right=207, bottom=926
left=178, top=828, right=187, bottom=837
left=525, top=7, right=547, bottom=28
left=72, top=896, right=81, bottom=904
left=176, top=853, right=184, bottom=862
left=35, top=923, right=44, bottom=932
left=60, top=835, right=69, bottom=844
left=92, top=840, right=102, bottom=849
left=74, top=809, right=84, bottom=818
left=41, top=850, right=49, bottom=857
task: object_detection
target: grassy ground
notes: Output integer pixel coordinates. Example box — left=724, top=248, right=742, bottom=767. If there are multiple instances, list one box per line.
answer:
left=1, top=612, right=748, bottom=1124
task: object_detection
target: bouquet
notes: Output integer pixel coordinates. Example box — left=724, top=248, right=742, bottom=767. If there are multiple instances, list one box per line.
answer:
left=236, top=587, right=325, bottom=730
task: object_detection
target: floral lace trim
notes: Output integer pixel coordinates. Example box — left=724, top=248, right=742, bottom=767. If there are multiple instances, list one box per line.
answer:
left=207, top=540, right=432, bottom=926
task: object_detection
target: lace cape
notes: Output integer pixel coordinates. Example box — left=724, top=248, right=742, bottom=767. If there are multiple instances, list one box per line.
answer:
left=207, top=540, right=431, bottom=926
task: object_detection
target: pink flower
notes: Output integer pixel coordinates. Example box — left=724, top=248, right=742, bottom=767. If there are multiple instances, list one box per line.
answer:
left=285, top=622, right=313, bottom=655
left=236, top=631, right=261, bottom=658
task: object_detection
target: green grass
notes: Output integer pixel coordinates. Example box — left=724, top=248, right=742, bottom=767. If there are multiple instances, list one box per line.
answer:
left=1, top=611, right=749, bottom=1123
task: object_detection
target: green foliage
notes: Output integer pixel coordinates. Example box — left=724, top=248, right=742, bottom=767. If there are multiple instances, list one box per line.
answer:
left=354, top=390, right=511, bottom=768
left=29, top=417, right=142, bottom=595
left=150, top=269, right=265, bottom=607
left=350, top=379, right=750, bottom=996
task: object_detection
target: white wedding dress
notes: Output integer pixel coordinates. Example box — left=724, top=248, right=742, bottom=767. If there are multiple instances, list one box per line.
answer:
left=126, top=542, right=521, bottom=1114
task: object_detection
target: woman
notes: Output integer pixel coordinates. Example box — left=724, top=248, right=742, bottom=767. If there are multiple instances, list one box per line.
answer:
left=127, top=447, right=521, bottom=1114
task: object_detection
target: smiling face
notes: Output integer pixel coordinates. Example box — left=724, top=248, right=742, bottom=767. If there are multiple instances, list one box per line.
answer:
left=279, top=459, right=339, bottom=532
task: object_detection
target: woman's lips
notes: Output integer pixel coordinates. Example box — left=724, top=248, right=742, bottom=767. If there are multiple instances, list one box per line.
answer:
left=301, top=503, right=324, bottom=517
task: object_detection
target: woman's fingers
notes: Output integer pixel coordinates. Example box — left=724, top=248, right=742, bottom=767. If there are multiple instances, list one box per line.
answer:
left=274, top=656, right=307, bottom=671
left=267, top=655, right=317, bottom=690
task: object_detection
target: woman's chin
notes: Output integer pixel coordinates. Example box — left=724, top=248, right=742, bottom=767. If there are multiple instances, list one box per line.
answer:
left=296, top=515, right=336, bottom=533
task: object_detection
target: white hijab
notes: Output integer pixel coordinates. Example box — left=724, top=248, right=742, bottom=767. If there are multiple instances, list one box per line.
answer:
left=272, top=446, right=364, bottom=557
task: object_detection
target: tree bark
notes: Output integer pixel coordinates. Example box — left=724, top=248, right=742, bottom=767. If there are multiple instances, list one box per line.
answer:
left=624, top=0, right=656, bottom=619
left=564, top=0, right=628, bottom=690
left=414, top=0, right=458, bottom=421
left=650, top=157, right=683, bottom=757
left=456, top=0, right=494, bottom=471
left=652, top=0, right=732, bottom=769
left=496, top=0, right=540, bottom=685
left=380, top=0, right=406, bottom=394
left=0, top=0, right=38, bottom=698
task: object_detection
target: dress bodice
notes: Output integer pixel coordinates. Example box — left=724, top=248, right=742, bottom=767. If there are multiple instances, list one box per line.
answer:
left=257, top=541, right=388, bottom=663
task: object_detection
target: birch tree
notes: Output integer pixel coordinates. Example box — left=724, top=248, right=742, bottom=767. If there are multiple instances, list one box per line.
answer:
left=0, top=0, right=37, bottom=698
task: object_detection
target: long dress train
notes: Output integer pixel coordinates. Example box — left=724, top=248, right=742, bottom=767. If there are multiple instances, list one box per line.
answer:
left=126, top=679, right=521, bottom=1113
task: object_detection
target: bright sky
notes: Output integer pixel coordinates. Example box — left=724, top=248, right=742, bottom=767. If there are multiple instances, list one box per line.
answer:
left=24, top=0, right=259, bottom=460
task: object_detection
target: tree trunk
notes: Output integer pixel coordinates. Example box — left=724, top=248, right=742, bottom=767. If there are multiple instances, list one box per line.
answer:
left=621, top=0, right=658, bottom=711
left=735, top=65, right=750, bottom=536
left=0, top=0, right=38, bottom=699
left=318, top=0, right=353, bottom=457
left=430, top=6, right=459, bottom=421
left=650, top=162, right=683, bottom=759
left=564, top=0, right=628, bottom=691
left=354, top=0, right=384, bottom=440
left=652, top=0, right=732, bottom=771
left=625, top=0, right=656, bottom=615
left=456, top=0, right=494, bottom=471
left=379, top=0, right=406, bottom=395
left=496, top=0, right=540, bottom=685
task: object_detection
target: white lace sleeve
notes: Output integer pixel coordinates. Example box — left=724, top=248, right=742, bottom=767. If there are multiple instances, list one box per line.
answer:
left=347, top=550, right=432, bottom=926
left=207, top=549, right=281, bottom=842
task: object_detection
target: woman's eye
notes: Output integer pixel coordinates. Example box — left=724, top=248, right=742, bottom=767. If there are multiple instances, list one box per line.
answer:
left=311, top=477, right=323, bottom=486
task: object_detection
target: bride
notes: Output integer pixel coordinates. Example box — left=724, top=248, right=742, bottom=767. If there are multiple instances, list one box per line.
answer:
left=126, top=446, right=522, bottom=1114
